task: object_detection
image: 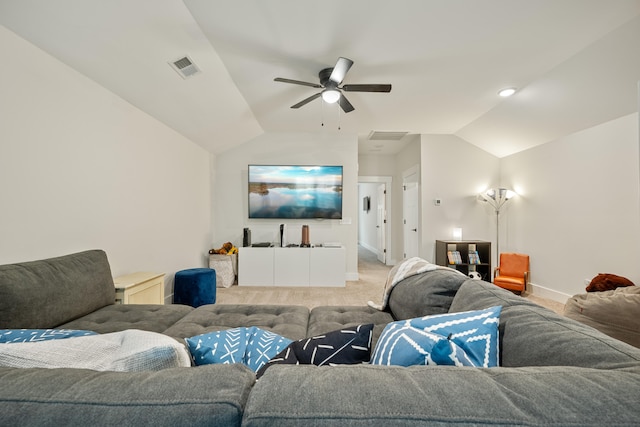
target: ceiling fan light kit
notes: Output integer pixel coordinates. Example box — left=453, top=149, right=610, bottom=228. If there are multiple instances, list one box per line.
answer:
left=321, top=89, right=341, bottom=104
left=498, top=87, right=517, bottom=97
left=275, top=57, right=392, bottom=113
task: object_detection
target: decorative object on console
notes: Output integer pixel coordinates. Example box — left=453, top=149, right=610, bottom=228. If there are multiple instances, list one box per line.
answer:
left=243, top=227, right=251, bottom=247
left=585, top=273, right=635, bottom=292
left=478, top=187, right=515, bottom=258
left=279, top=223, right=287, bottom=247
left=301, top=224, right=310, bottom=247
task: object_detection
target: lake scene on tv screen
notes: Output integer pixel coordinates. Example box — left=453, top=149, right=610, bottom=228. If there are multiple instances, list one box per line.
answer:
left=249, top=165, right=343, bottom=219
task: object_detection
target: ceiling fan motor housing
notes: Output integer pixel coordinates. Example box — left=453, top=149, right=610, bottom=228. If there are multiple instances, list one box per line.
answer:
left=319, top=68, right=337, bottom=88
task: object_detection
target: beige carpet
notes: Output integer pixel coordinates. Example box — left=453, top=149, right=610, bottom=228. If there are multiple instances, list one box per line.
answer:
left=217, top=246, right=565, bottom=314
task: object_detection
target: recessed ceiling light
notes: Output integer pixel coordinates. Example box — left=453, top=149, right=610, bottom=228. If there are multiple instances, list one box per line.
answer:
left=498, top=87, right=517, bottom=97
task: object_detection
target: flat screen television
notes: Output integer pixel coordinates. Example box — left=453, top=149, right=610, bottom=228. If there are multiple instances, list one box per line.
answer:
left=248, top=165, right=343, bottom=219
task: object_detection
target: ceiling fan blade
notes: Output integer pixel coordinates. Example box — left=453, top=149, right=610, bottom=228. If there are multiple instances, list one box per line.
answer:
left=275, top=77, right=322, bottom=89
left=338, top=94, right=355, bottom=113
left=291, top=92, right=322, bottom=109
left=342, top=84, right=392, bottom=92
left=329, top=57, right=354, bottom=85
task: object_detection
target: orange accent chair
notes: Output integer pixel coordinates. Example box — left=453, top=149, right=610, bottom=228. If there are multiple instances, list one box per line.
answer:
left=494, top=253, right=530, bottom=294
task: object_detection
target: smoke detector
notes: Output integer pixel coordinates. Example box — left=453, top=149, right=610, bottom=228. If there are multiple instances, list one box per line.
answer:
left=169, top=55, right=201, bottom=79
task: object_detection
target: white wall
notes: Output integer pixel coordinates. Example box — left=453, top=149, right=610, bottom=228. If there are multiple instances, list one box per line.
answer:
left=213, top=132, right=359, bottom=279
left=500, top=113, right=640, bottom=300
left=0, top=26, right=212, bottom=302
left=420, top=134, right=501, bottom=263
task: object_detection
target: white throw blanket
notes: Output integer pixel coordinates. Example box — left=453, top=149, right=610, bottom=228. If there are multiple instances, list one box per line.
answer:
left=368, top=257, right=465, bottom=311
left=0, top=329, right=191, bottom=371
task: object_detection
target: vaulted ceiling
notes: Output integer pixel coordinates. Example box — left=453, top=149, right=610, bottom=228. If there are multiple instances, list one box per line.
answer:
left=2, top=0, right=640, bottom=157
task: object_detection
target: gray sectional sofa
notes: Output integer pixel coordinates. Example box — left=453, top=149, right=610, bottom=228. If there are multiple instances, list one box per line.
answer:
left=2, top=250, right=640, bottom=426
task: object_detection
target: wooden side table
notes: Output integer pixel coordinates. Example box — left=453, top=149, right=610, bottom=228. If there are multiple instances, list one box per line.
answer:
left=114, top=272, right=165, bottom=305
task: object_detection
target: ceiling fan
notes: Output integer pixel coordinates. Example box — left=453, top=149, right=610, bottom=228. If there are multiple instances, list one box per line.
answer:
left=274, top=57, right=391, bottom=113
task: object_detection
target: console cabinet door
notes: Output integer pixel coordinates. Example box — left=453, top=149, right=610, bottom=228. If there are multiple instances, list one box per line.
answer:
left=310, top=247, right=345, bottom=287
left=238, top=247, right=274, bottom=286
left=274, top=248, right=310, bottom=286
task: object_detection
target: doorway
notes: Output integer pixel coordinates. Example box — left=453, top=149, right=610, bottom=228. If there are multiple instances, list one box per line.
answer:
left=358, top=176, right=392, bottom=265
left=403, top=166, right=420, bottom=259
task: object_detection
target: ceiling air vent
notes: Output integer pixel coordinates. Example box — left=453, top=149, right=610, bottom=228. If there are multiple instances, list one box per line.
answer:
left=368, top=131, right=408, bottom=141
left=169, top=55, right=201, bottom=79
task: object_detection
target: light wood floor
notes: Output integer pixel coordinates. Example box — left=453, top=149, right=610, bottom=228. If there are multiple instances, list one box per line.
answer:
left=217, top=246, right=565, bottom=314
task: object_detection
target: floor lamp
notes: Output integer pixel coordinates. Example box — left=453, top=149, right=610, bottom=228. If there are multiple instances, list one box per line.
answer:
left=478, top=188, right=515, bottom=261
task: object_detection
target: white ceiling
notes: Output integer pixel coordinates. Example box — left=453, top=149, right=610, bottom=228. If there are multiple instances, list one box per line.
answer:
left=1, top=0, right=640, bottom=157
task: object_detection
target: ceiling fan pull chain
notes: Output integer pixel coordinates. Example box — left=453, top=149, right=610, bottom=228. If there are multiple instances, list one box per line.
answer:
left=337, top=102, right=341, bottom=130
left=321, top=97, right=325, bottom=127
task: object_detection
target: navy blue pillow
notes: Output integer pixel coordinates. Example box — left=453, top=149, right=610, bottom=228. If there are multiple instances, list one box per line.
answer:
left=256, top=324, right=373, bottom=379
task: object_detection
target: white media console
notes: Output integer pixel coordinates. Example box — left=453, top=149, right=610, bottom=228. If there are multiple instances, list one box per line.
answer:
left=238, top=246, right=345, bottom=287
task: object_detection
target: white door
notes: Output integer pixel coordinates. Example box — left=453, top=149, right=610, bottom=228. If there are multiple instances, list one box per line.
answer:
left=376, top=184, right=387, bottom=263
left=403, top=181, right=419, bottom=259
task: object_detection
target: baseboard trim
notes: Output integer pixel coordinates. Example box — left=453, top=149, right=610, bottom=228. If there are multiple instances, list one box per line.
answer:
left=528, top=282, right=571, bottom=304
left=346, top=272, right=359, bottom=281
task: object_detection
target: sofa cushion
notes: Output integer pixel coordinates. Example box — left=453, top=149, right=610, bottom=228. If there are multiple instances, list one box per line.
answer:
left=59, top=303, right=193, bottom=335
left=0, top=329, right=97, bottom=343
left=307, top=305, right=394, bottom=349
left=256, top=324, right=373, bottom=378
left=244, top=364, right=640, bottom=427
left=450, top=279, right=640, bottom=369
left=1, top=363, right=254, bottom=427
left=0, top=329, right=191, bottom=371
left=0, top=250, right=115, bottom=329
left=371, top=306, right=501, bottom=368
left=162, top=304, right=310, bottom=341
left=387, top=268, right=468, bottom=320
left=564, top=286, right=640, bottom=348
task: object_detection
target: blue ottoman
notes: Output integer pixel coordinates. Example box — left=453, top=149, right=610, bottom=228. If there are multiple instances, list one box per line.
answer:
left=174, top=268, right=216, bottom=307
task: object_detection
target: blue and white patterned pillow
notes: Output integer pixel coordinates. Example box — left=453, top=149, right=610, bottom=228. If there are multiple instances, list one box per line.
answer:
left=244, top=328, right=293, bottom=372
left=185, top=327, right=252, bottom=366
left=0, top=329, right=97, bottom=344
left=371, top=305, right=501, bottom=368
left=184, top=327, right=292, bottom=372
